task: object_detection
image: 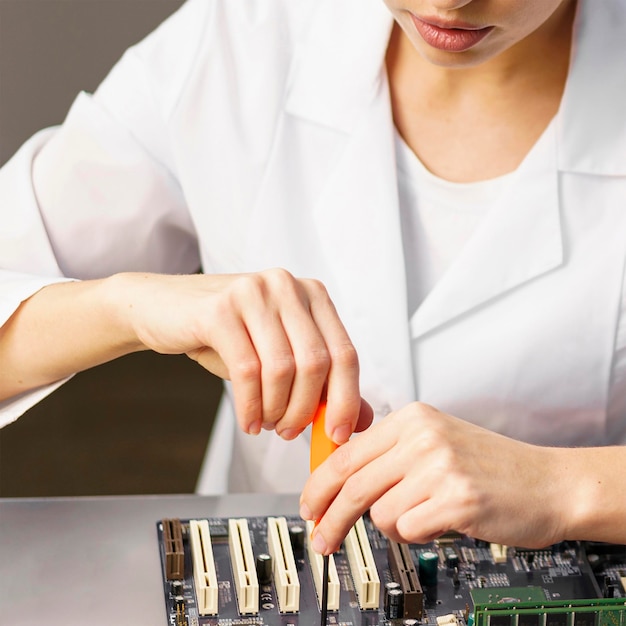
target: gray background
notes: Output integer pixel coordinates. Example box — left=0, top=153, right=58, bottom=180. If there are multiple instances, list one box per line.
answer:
left=0, top=0, right=224, bottom=497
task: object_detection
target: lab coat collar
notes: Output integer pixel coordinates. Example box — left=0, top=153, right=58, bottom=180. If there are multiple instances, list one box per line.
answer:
left=557, top=0, right=626, bottom=176
left=410, top=121, right=562, bottom=339
left=285, top=0, right=394, bottom=133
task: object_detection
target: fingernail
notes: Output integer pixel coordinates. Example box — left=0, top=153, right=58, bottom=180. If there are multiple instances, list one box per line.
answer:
left=311, top=530, right=327, bottom=555
left=261, top=421, right=276, bottom=431
left=279, top=427, right=301, bottom=441
left=331, top=424, right=351, bottom=445
left=299, top=502, right=313, bottom=521
left=248, top=420, right=261, bottom=435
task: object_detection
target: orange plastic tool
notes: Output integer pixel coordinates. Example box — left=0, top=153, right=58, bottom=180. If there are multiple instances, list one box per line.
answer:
left=310, top=401, right=338, bottom=474
left=310, top=400, right=338, bottom=626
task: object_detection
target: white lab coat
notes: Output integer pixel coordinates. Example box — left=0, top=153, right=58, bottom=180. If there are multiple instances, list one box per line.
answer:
left=1, top=0, right=625, bottom=494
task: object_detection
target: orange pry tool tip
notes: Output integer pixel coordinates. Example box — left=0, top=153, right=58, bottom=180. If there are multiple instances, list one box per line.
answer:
left=310, top=401, right=339, bottom=474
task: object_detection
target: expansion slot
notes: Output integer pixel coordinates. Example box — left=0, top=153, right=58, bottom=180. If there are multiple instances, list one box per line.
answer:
left=189, top=520, right=219, bottom=616
left=305, top=520, right=340, bottom=611
left=267, top=517, right=301, bottom=612
left=388, top=540, right=424, bottom=619
left=228, top=518, right=259, bottom=615
left=345, top=517, right=380, bottom=609
left=162, top=518, right=184, bottom=581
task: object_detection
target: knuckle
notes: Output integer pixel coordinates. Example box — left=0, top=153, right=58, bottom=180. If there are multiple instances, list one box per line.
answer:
left=328, top=444, right=353, bottom=477
left=266, top=267, right=297, bottom=291
left=233, top=358, right=261, bottom=381
left=304, top=277, right=329, bottom=298
left=368, top=502, right=395, bottom=535
left=329, top=342, right=359, bottom=370
left=264, top=354, right=296, bottom=382
left=341, top=475, right=370, bottom=509
left=300, top=349, right=331, bottom=377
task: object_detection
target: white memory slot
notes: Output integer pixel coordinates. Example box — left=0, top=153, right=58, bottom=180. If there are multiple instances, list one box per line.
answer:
left=345, top=517, right=380, bottom=609
left=189, top=520, right=219, bottom=615
left=305, top=520, right=340, bottom=611
left=228, top=518, right=259, bottom=615
left=267, top=517, right=300, bottom=612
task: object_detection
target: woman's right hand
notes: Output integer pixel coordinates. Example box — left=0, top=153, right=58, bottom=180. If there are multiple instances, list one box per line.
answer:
left=112, top=269, right=371, bottom=442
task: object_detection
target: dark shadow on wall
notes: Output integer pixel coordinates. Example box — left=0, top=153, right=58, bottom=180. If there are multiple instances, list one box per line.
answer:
left=0, top=0, right=224, bottom=496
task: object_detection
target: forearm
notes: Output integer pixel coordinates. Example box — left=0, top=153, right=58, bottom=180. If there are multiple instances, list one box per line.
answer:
left=0, top=275, right=143, bottom=401
left=558, top=445, right=626, bottom=544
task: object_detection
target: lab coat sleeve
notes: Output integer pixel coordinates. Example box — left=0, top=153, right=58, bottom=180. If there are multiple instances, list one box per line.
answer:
left=0, top=0, right=211, bottom=427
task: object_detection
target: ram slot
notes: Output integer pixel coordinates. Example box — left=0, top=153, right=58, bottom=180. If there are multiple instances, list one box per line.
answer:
left=228, top=518, right=259, bottom=615
left=388, top=540, right=424, bottom=619
left=189, top=520, right=219, bottom=615
left=266, top=517, right=301, bottom=612
left=162, top=518, right=184, bottom=581
left=345, top=517, right=380, bottom=609
left=304, top=520, right=340, bottom=611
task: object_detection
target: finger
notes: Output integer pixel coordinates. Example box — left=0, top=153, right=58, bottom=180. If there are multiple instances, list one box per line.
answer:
left=238, top=275, right=331, bottom=437
left=205, top=312, right=263, bottom=435
left=395, top=498, right=453, bottom=544
left=300, top=421, right=400, bottom=529
left=367, top=474, right=433, bottom=543
left=242, top=305, right=299, bottom=431
left=354, top=398, right=374, bottom=432
left=305, top=281, right=360, bottom=444
left=308, top=445, right=406, bottom=554
left=187, top=346, right=230, bottom=380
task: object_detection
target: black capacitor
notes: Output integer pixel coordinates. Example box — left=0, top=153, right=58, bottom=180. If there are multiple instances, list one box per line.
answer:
left=256, top=553, right=273, bottom=585
left=289, top=525, right=306, bottom=553
left=174, top=595, right=185, bottom=609
left=452, top=567, right=460, bottom=587
left=384, top=581, right=401, bottom=618
left=444, top=547, right=460, bottom=570
left=171, top=580, right=183, bottom=595
left=385, top=587, right=404, bottom=620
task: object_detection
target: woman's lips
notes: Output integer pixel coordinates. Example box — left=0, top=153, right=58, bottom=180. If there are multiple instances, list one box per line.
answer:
left=410, top=14, right=494, bottom=52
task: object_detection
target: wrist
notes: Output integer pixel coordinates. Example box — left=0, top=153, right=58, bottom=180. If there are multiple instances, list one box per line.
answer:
left=100, top=273, right=150, bottom=354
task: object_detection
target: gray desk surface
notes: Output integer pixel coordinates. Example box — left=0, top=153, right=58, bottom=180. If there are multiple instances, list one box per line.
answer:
left=0, top=494, right=300, bottom=625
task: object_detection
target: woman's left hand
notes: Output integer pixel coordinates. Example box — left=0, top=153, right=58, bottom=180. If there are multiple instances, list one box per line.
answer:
left=300, top=402, right=571, bottom=554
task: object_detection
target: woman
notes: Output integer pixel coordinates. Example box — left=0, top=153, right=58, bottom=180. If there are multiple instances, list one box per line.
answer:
left=1, top=0, right=625, bottom=548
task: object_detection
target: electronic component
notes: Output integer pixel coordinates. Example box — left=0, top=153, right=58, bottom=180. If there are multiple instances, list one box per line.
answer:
left=228, top=517, right=259, bottom=615
left=189, top=519, right=218, bottom=616
left=344, top=516, right=380, bottom=609
left=267, top=516, right=300, bottom=613
left=305, top=520, right=340, bottom=611
left=490, top=543, right=508, bottom=564
left=419, top=549, right=440, bottom=586
left=156, top=516, right=626, bottom=626
left=388, top=539, right=424, bottom=619
left=256, top=553, right=272, bottom=585
left=162, top=518, right=184, bottom=581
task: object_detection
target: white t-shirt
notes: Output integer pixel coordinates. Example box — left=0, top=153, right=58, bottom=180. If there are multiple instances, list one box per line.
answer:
left=395, top=129, right=514, bottom=315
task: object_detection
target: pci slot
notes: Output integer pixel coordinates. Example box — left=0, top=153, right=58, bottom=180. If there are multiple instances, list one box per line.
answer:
left=189, top=520, right=219, bottom=616
left=162, top=518, right=184, bottom=581
left=388, top=540, right=424, bottom=619
left=267, top=517, right=301, bottom=612
left=228, top=518, right=259, bottom=615
left=345, top=517, right=380, bottom=609
left=305, top=520, right=340, bottom=611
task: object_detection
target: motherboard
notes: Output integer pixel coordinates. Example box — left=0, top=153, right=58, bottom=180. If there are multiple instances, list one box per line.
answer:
left=156, top=515, right=626, bottom=626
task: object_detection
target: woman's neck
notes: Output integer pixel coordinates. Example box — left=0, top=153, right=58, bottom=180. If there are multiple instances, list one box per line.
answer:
left=386, top=1, right=577, bottom=182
